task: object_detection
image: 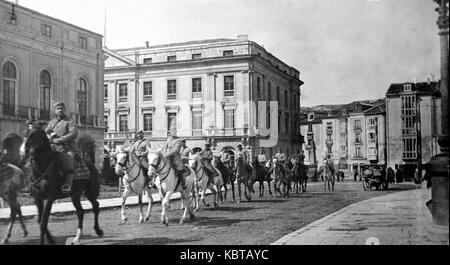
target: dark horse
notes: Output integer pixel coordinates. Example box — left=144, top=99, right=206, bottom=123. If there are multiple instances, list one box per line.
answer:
left=291, top=159, right=307, bottom=195
left=251, top=157, right=272, bottom=198
left=213, top=156, right=236, bottom=202
left=24, top=128, right=103, bottom=245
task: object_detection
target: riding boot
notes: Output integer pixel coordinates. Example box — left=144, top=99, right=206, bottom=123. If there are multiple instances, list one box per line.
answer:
left=180, top=167, right=190, bottom=189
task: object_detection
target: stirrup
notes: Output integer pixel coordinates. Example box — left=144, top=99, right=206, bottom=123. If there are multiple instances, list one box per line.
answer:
left=61, top=184, right=71, bottom=194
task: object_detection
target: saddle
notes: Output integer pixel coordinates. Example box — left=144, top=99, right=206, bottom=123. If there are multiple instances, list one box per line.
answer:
left=0, top=163, right=15, bottom=182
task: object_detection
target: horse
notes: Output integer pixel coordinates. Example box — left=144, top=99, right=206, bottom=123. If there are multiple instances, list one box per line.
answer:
left=0, top=134, right=28, bottom=244
left=270, top=159, right=290, bottom=198
left=291, top=159, right=308, bottom=195
left=336, top=170, right=345, bottom=182
left=251, top=157, right=272, bottom=198
left=189, top=154, right=223, bottom=210
left=24, top=128, right=103, bottom=245
left=234, top=156, right=254, bottom=203
left=147, top=151, right=195, bottom=225
left=213, top=156, right=235, bottom=202
left=318, top=160, right=335, bottom=192
left=114, top=149, right=154, bottom=224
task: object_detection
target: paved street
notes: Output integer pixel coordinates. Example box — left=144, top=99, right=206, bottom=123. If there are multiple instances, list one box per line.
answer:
left=0, top=180, right=419, bottom=245
left=273, top=187, right=449, bottom=245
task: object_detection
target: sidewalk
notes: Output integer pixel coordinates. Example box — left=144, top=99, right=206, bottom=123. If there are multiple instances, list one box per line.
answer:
left=272, top=187, right=449, bottom=245
left=0, top=190, right=192, bottom=221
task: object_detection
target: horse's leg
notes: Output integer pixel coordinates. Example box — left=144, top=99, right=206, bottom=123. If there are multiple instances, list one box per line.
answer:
left=223, top=183, right=228, bottom=202
left=121, top=188, right=131, bottom=224
left=16, top=202, right=28, bottom=238
left=71, top=195, right=84, bottom=245
left=231, top=178, right=236, bottom=202
left=201, top=183, right=210, bottom=207
left=1, top=198, right=16, bottom=245
left=86, top=194, right=103, bottom=237
left=138, top=193, right=144, bottom=223
left=144, top=188, right=153, bottom=221
left=40, top=199, right=55, bottom=245
left=237, top=180, right=242, bottom=203
left=161, top=191, right=172, bottom=226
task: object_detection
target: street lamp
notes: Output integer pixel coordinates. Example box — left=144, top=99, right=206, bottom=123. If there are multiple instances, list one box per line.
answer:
left=427, top=0, right=449, bottom=227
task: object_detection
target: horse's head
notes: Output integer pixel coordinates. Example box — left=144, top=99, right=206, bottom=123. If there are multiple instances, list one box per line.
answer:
left=251, top=156, right=258, bottom=165
left=147, top=151, right=162, bottom=177
left=26, top=128, right=51, bottom=156
left=114, top=150, right=129, bottom=176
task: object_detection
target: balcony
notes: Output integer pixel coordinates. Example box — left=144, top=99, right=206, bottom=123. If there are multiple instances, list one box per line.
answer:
left=354, top=127, right=362, bottom=132
left=368, top=125, right=377, bottom=131
left=207, top=128, right=249, bottom=137
left=354, top=141, right=363, bottom=146
left=326, top=128, right=333, bottom=135
left=1, top=103, right=39, bottom=121
left=192, top=129, right=202, bottom=137
left=192, top=92, right=202, bottom=99
left=326, top=139, right=333, bottom=147
left=143, top=95, right=153, bottom=102
left=118, top=97, right=127, bottom=103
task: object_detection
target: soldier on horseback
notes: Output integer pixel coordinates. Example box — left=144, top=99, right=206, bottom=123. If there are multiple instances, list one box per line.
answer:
left=180, top=140, right=192, bottom=165
left=269, top=147, right=289, bottom=177
left=236, top=144, right=253, bottom=174
left=44, top=102, right=77, bottom=194
left=129, top=130, right=151, bottom=178
left=257, top=148, right=267, bottom=167
left=160, top=124, right=190, bottom=189
left=199, top=141, right=220, bottom=185
left=325, top=154, right=335, bottom=175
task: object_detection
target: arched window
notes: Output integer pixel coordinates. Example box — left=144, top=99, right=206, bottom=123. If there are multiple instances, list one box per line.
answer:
left=77, top=78, right=87, bottom=124
left=39, top=70, right=51, bottom=119
left=2, top=62, right=16, bottom=116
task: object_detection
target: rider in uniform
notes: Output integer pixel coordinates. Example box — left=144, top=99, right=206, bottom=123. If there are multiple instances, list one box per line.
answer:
left=45, top=102, right=77, bottom=194
left=180, top=140, right=192, bottom=165
left=326, top=154, right=335, bottom=175
left=257, top=148, right=267, bottom=167
left=199, top=141, right=219, bottom=185
left=236, top=144, right=253, bottom=175
left=160, top=123, right=190, bottom=189
left=129, top=130, right=151, bottom=178
left=269, top=147, right=288, bottom=177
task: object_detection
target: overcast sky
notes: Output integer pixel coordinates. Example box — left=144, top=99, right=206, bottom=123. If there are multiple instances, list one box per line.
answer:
left=15, top=0, right=441, bottom=106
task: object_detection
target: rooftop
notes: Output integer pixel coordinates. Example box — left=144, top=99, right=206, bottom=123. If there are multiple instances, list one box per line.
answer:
left=386, top=81, right=440, bottom=97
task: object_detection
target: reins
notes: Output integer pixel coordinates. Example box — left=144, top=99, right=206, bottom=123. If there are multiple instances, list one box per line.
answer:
left=150, top=153, right=171, bottom=182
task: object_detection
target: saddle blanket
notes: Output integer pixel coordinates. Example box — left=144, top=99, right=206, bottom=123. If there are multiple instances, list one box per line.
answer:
left=74, top=160, right=91, bottom=180
left=0, top=164, right=15, bottom=182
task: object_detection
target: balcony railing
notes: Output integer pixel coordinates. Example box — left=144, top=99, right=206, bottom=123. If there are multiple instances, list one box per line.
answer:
left=192, top=129, right=202, bottom=137
left=167, top=94, right=177, bottom=100
left=192, top=92, right=202, bottom=99
left=224, top=90, right=234, bottom=97
left=1, top=103, right=40, bottom=120
left=118, top=97, right=127, bottom=103
left=326, top=128, right=333, bottom=135
left=143, top=95, right=153, bottom=102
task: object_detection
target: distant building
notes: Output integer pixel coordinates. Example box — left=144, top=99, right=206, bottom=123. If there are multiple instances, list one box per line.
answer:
left=104, top=35, right=303, bottom=156
left=386, top=81, right=441, bottom=180
left=300, top=99, right=386, bottom=175
left=0, top=1, right=105, bottom=169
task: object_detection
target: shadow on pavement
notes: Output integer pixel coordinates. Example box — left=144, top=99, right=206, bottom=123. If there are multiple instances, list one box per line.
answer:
left=192, top=216, right=263, bottom=228
left=106, top=236, right=202, bottom=245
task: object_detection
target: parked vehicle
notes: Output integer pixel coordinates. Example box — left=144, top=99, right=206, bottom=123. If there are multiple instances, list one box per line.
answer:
left=362, top=164, right=388, bottom=191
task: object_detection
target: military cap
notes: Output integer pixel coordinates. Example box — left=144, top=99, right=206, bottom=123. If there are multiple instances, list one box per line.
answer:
left=137, top=130, right=144, bottom=134
left=53, top=102, right=66, bottom=109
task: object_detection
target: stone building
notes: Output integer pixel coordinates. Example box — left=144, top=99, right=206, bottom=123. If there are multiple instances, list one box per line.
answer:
left=0, top=1, right=105, bottom=169
left=104, top=35, right=303, bottom=157
left=386, top=81, right=441, bottom=180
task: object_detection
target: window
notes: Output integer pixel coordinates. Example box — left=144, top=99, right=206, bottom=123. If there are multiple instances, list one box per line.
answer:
left=77, top=78, right=88, bottom=124
left=41, top=24, right=51, bottom=37
left=354, top=120, right=361, bottom=130
left=8, top=11, right=17, bottom=25
left=223, top=50, right=233, bottom=57
left=340, top=145, right=346, bottom=151
left=104, top=85, right=108, bottom=101
left=167, top=80, right=177, bottom=100
left=118, top=83, right=127, bottom=102
left=192, top=110, right=202, bottom=136
left=308, top=114, right=314, bottom=121
left=285, top=113, right=289, bottom=133
left=278, top=111, right=282, bottom=132
left=143, top=58, right=152, bottom=64
left=167, top=56, right=176, bottom=62
left=143, top=81, right=152, bottom=101
left=403, top=137, right=417, bottom=159
left=167, top=113, right=177, bottom=134
left=327, top=147, right=332, bottom=155
left=267, top=82, right=271, bottom=100
left=192, top=78, right=202, bottom=98
left=119, top=115, right=128, bottom=132
left=401, top=95, right=417, bottom=135
left=257, top=77, right=261, bottom=98
left=143, top=114, right=153, bottom=132
left=277, top=86, right=280, bottom=102
left=104, top=115, right=108, bottom=132
left=79, top=36, right=87, bottom=50
left=308, top=124, right=313, bottom=132
left=355, top=147, right=361, bottom=158
left=39, top=70, right=51, bottom=120
left=355, top=133, right=362, bottom=143
left=368, top=132, right=376, bottom=144
left=192, top=53, right=201, bottom=60
left=267, top=106, right=271, bottom=128
left=224, top=76, right=234, bottom=97
left=224, top=109, right=235, bottom=129
left=284, top=90, right=288, bottom=107
left=2, top=62, right=16, bottom=116
left=404, top=84, right=412, bottom=92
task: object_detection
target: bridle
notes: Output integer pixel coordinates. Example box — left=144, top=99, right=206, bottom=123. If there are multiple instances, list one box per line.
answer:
left=149, top=152, right=172, bottom=182
left=192, top=157, right=206, bottom=182
left=117, top=152, right=142, bottom=184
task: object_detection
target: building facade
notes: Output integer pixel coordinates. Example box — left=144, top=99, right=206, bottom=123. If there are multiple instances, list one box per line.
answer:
left=301, top=99, right=385, bottom=175
left=0, top=1, right=105, bottom=169
left=104, top=35, right=303, bottom=157
left=386, top=81, right=441, bottom=180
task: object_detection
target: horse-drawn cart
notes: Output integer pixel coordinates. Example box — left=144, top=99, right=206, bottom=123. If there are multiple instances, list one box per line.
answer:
left=362, top=164, right=388, bottom=191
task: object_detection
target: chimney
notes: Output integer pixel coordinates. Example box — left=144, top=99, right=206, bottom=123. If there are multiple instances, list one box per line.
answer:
left=145, top=41, right=149, bottom=48
left=237, top=34, right=248, bottom=41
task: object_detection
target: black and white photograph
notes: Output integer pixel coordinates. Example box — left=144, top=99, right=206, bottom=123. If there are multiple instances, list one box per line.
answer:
left=0, top=0, right=448, bottom=251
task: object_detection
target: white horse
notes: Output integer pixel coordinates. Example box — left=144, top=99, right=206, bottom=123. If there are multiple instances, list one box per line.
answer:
left=189, top=154, right=223, bottom=211
left=115, top=149, right=154, bottom=224
left=147, top=151, right=195, bottom=225
left=319, top=160, right=335, bottom=192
